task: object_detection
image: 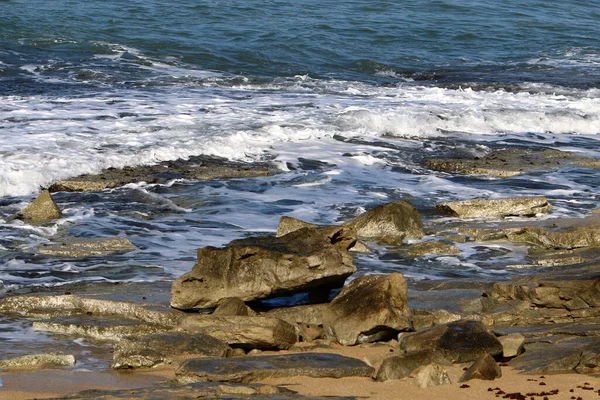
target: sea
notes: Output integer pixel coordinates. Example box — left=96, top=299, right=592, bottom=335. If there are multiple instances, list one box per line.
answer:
left=0, top=0, right=599, bottom=368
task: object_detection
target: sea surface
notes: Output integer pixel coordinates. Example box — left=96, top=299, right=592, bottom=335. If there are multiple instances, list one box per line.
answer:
left=0, top=0, right=599, bottom=367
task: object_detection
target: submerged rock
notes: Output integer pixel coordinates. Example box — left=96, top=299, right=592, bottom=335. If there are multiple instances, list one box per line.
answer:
left=49, top=155, right=279, bottom=192
left=14, top=190, right=62, bottom=223
left=112, top=332, right=231, bottom=369
left=425, top=148, right=600, bottom=178
left=344, top=200, right=424, bottom=245
left=398, top=320, right=503, bottom=363
left=177, top=315, right=298, bottom=350
left=327, top=273, right=413, bottom=346
left=36, top=237, right=137, bottom=257
left=170, top=226, right=357, bottom=309
left=458, top=353, right=502, bottom=382
left=436, top=196, right=552, bottom=219
left=176, top=352, right=374, bottom=383
left=0, top=353, right=75, bottom=369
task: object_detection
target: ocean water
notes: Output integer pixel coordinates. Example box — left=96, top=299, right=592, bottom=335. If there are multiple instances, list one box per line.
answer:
left=0, top=0, right=599, bottom=294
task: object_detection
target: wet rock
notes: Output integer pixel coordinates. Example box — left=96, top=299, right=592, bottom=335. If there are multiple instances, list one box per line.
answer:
left=176, top=352, right=374, bottom=383
left=0, top=294, right=181, bottom=327
left=498, top=333, right=525, bottom=358
left=425, top=148, right=600, bottom=178
left=327, top=273, right=413, bottom=345
left=14, top=190, right=62, bottom=223
left=344, top=200, right=424, bottom=245
left=405, top=240, right=459, bottom=257
left=398, top=320, right=503, bottom=363
left=509, top=336, right=600, bottom=374
left=213, top=297, right=256, bottom=316
left=49, top=155, right=279, bottom=192
left=0, top=353, right=75, bottom=369
left=459, top=353, right=502, bottom=382
left=112, top=332, right=231, bottom=369
left=170, top=226, right=357, bottom=309
left=177, top=315, right=297, bottom=350
left=52, top=382, right=300, bottom=399
left=33, top=321, right=168, bottom=341
left=436, top=196, right=552, bottom=219
left=374, top=350, right=452, bottom=381
left=276, top=216, right=318, bottom=237
left=36, top=237, right=137, bottom=257
left=414, top=364, right=451, bottom=388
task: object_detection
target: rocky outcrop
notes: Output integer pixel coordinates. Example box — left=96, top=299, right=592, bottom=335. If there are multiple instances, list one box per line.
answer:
left=36, top=237, right=137, bottom=257
left=112, top=332, right=231, bottom=369
left=0, top=353, right=75, bottom=369
left=436, top=196, right=552, bottom=219
left=398, top=320, right=503, bottom=363
left=425, top=148, right=600, bottom=178
left=326, top=273, right=413, bottom=345
left=374, top=350, right=451, bottom=381
left=49, top=155, right=279, bottom=192
left=458, top=353, right=502, bottom=382
left=14, top=190, right=62, bottom=223
left=177, top=315, right=298, bottom=350
left=176, top=352, right=374, bottom=383
left=170, top=226, right=357, bottom=309
left=344, top=201, right=424, bottom=245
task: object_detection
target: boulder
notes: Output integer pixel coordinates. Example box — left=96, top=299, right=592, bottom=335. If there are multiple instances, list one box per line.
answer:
left=425, top=148, right=600, bottom=178
left=405, top=240, right=459, bottom=257
left=265, top=304, right=329, bottom=327
left=36, top=237, right=137, bottom=257
left=344, top=201, right=424, bottom=245
left=177, top=315, right=297, bottom=350
left=414, top=364, right=451, bottom=388
left=213, top=297, right=256, bottom=316
left=374, top=350, right=452, bottom=382
left=0, top=353, right=75, bottom=369
left=398, top=320, right=503, bottom=363
left=176, top=352, right=374, bottom=383
left=458, top=353, right=502, bottom=382
left=497, top=333, right=525, bottom=358
left=14, top=190, right=61, bottom=223
left=276, top=216, right=318, bottom=237
left=326, top=273, right=413, bottom=345
left=112, top=332, right=231, bottom=369
left=171, top=226, right=357, bottom=309
left=436, top=196, right=552, bottom=219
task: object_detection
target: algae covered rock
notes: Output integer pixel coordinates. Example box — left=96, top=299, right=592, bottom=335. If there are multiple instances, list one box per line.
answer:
left=0, top=353, right=75, bottom=369
left=436, top=196, right=552, bottom=219
left=15, top=190, right=62, bottom=223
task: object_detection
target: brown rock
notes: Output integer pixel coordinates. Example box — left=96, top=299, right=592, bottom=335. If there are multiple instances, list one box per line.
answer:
left=436, top=196, right=552, bottom=219
left=0, top=353, right=75, bottom=369
left=375, top=350, right=452, bottom=381
left=213, top=297, right=256, bottom=316
left=36, top=237, right=137, bottom=257
left=276, top=216, right=318, bottom=237
left=15, top=190, right=61, bottom=223
left=498, top=333, right=525, bottom=358
left=405, top=240, right=459, bottom=257
left=459, top=353, right=502, bottom=382
left=170, top=226, right=357, bottom=309
left=415, top=364, right=452, bottom=388
left=344, top=201, right=424, bottom=245
left=327, top=273, right=413, bottom=345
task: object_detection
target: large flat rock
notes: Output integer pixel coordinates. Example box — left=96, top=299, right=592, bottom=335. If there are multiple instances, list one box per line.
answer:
left=176, top=352, right=374, bottom=383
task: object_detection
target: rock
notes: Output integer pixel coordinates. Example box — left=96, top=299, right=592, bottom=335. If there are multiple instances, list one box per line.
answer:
left=265, top=304, right=329, bottom=327
left=170, top=226, right=357, bottom=309
left=276, top=216, right=318, bottom=237
left=425, top=148, right=600, bottom=178
left=176, top=352, right=374, bottom=383
left=459, top=353, right=502, bottom=382
left=405, top=240, right=459, bottom=257
left=33, top=321, right=168, bottom=341
left=0, top=294, right=181, bottom=327
left=213, top=297, right=256, bottom=316
left=398, top=320, right=503, bottom=363
left=327, top=273, right=413, bottom=345
left=509, top=336, right=600, bottom=374
left=36, top=237, right=137, bottom=257
left=436, top=196, right=552, bottom=219
left=414, top=364, right=451, bottom=388
left=374, top=350, right=452, bottom=381
left=49, top=155, right=279, bottom=192
left=344, top=201, right=424, bottom=245
left=498, top=333, right=525, bottom=357
left=177, top=315, right=297, bottom=350
left=14, top=190, right=61, bottom=223
left=0, top=353, right=75, bottom=369
left=112, top=332, right=231, bottom=369
left=411, top=308, right=462, bottom=331
left=53, top=382, right=299, bottom=399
